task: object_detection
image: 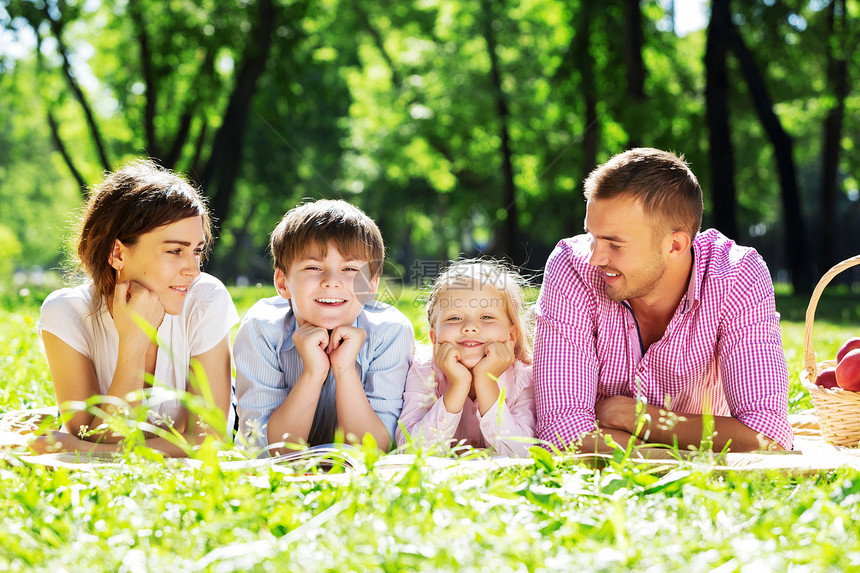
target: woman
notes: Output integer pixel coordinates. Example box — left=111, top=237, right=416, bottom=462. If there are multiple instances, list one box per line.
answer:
left=35, top=160, right=238, bottom=456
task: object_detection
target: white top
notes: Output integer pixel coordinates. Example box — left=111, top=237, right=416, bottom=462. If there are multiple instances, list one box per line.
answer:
left=39, top=272, right=239, bottom=428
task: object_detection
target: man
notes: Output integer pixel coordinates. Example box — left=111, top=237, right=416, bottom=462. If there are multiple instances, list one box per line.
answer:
left=534, top=148, right=793, bottom=452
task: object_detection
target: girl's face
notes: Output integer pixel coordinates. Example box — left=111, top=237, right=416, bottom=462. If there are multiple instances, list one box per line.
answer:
left=109, top=216, right=205, bottom=315
left=430, top=281, right=517, bottom=368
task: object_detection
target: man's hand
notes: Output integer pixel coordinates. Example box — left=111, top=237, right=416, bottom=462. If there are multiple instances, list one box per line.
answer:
left=292, top=323, right=331, bottom=383
left=594, top=395, right=638, bottom=434
left=327, top=325, right=366, bottom=376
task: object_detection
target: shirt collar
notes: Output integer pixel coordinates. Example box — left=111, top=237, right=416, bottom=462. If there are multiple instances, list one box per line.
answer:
left=682, top=240, right=702, bottom=314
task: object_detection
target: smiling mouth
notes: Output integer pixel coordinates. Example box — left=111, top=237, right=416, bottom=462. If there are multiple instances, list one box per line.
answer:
left=316, top=298, right=347, bottom=305
left=170, top=286, right=191, bottom=294
left=459, top=340, right=484, bottom=348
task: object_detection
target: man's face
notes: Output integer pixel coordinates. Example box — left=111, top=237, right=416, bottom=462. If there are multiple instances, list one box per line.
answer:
left=584, top=195, right=669, bottom=303
left=274, top=240, right=379, bottom=329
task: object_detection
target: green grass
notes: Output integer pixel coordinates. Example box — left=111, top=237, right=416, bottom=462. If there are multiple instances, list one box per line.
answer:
left=1, top=286, right=859, bottom=571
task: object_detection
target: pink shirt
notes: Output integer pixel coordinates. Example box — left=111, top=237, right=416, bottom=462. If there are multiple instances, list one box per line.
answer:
left=534, top=229, right=793, bottom=450
left=396, top=352, right=536, bottom=457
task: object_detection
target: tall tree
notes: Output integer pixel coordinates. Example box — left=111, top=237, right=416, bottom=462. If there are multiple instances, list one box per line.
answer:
left=480, top=0, right=518, bottom=261
left=201, top=0, right=277, bottom=240
left=623, top=0, right=646, bottom=147
left=705, top=0, right=738, bottom=239
left=819, top=0, right=850, bottom=271
left=727, top=1, right=813, bottom=293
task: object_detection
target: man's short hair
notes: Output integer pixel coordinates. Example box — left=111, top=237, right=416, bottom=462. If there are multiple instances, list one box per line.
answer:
left=584, top=147, right=703, bottom=238
left=270, top=199, right=385, bottom=277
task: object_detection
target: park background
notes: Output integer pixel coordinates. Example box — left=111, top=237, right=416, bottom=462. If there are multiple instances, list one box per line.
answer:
left=2, top=1, right=860, bottom=570
left=1, top=0, right=860, bottom=297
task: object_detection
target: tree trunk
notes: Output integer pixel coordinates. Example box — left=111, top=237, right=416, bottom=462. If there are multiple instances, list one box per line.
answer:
left=128, top=2, right=161, bottom=160
left=47, top=109, right=88, bottom=196
left=42, top=3, right=112, bottom=171
left=202, top=0, right=276, bottom=256
left=819, top=0, right=849, bottom=271
left=481, top=0, right=519, bottom=263
left=727, top=2, right=813, bottom=294
left=704, top=0, right=737, bottom=239
left=579, top=2, right=598, bottom=232
left=624, top=0, right=646, bottom=147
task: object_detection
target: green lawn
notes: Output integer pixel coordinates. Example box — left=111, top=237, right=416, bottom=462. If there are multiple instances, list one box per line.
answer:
left=1, top=285, right=859, bottom=571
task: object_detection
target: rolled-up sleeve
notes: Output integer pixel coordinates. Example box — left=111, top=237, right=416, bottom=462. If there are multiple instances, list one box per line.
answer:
left=717, top=253, right=793, bottom=450
left=534, top=242, right=601, bottom=450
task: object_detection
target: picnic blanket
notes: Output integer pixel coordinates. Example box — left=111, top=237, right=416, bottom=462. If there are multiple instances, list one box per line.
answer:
left=1, top=409, right=858, bottom=475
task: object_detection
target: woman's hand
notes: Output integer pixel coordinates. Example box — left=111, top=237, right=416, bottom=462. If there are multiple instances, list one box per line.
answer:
left=112, top=281, right=165, bottom=347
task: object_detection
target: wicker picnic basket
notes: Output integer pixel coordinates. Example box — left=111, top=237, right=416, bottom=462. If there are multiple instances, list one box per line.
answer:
left=799, top=254, right=860, bottom=447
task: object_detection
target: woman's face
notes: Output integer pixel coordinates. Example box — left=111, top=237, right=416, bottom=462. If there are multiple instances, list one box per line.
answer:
left=111, top=216, right=205, bottom=315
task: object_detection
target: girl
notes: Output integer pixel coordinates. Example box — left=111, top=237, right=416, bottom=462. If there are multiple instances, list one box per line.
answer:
left=34, top=160, right=239, bottom=456
left=396, top=260, right=535, bottom=457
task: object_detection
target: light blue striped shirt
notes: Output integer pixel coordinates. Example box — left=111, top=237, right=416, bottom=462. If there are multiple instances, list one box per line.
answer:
left=234, top=295, right=414, bottom=452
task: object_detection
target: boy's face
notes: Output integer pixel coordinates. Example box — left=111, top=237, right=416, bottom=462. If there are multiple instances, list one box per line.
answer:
left=274, top=241, right=379, bottom=329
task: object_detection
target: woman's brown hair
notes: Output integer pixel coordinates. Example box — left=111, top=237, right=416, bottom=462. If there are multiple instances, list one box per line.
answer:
left=76, top=159, right=212, bottom=309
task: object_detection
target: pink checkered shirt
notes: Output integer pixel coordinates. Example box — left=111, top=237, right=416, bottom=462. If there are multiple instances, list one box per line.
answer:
left=534, top=229, right=793, bottom=450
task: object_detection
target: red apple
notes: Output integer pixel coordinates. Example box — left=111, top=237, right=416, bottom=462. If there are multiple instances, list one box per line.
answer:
left=837, top=337, right=860, bottom=363
left=816, top=367, right=839, bottom=389
left=836, top=349, right=860, bottom=391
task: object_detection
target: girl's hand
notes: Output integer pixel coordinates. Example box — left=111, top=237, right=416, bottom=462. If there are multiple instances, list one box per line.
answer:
left=328, top=325, right=366, bottom=376
left=292, top=323, right=332, bottom=383
left=113, top=281, right=165, bottom=344
left=473, top=339, right=516, bottom=383
left=434, top=342, right=472, bottom=390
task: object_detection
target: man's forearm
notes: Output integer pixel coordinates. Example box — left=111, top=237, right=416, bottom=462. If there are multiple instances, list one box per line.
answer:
left=575, top=427, right=641, bottom=454
left=596, top=396, right=782, bottom=452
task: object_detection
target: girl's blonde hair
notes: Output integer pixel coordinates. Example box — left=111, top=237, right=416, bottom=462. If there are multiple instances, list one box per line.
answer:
left=425, top=259, right=533, bottom=364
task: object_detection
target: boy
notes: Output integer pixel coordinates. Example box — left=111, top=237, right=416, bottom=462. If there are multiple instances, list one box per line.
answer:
left=235, top=200, right=414, bottom=454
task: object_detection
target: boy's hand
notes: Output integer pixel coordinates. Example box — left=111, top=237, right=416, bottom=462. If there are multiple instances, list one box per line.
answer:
left=113, top=281, right=165, bottom=348
left=327, top=325, right=366, bottom=376
left=434, top=342, right=472, bottom=390
left=473, top=340, right=516, bottom=383
left=293, top=323, right=331, bottom=382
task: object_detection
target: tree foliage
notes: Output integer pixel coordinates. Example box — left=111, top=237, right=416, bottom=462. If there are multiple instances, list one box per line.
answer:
left=1, top=0, right=858, bottom=292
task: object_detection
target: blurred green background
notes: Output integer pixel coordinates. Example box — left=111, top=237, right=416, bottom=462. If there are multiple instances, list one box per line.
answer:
left=1, top=0, right=859, bottom=296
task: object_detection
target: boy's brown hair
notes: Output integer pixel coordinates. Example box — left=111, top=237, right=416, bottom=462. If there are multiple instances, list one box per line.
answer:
left=584, top=147, right=703, bottom=238
left=270, top=199, right=385, bottom=277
